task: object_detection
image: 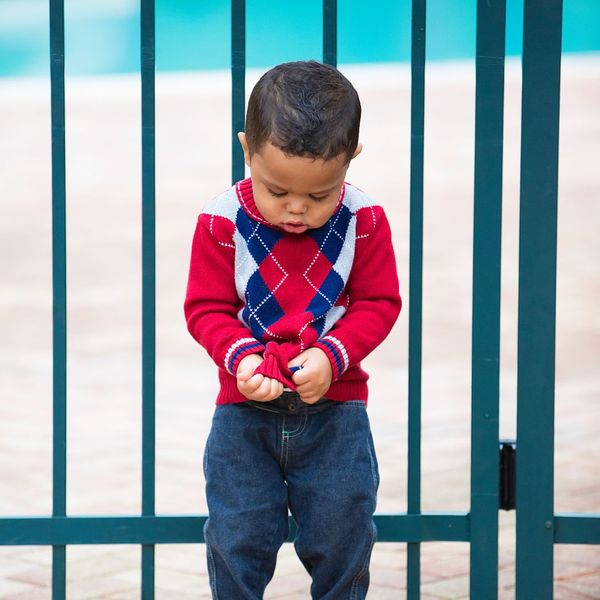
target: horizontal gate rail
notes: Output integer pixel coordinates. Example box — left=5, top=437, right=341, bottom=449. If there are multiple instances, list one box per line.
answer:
left=5, top=512, right=599, bottom=546
left=0, top=513, right=470, bottom=546
left=553, top=514, right=600, bottom=545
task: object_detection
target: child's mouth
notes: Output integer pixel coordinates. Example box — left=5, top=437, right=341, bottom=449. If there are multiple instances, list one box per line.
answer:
left=281, top=222, right=308, bottom=234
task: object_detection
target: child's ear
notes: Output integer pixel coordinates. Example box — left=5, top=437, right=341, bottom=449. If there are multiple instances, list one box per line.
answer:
left=237, top=132, right=252, bottom=167
left=352, top=143, right=363, bottom=160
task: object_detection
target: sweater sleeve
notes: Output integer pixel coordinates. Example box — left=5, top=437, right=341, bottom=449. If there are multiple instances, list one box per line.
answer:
left=184, top=213, right=265, bottom=375
left=313, top=206, right=401, bottom=380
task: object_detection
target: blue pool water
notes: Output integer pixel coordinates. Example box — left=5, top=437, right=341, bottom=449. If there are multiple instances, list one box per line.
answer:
left=1, top=0, right=599, bottom=78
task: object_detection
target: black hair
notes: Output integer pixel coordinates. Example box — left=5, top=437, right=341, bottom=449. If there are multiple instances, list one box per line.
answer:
left=245, top=60, right=361, bottom=163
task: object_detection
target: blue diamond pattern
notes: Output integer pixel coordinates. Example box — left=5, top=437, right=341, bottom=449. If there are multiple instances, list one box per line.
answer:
left=308, top=204, right=352, bottom=265
left=305, top=270, right=344, bottom=316
left=242, top=271, right=285, bottom=339
left=311, top=315, right=327, bottom=338
left=236, top=211, right=282, bottom=264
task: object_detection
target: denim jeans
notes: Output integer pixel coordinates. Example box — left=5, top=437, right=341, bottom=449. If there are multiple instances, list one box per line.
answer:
left=203, top=392, right=380, bottom=599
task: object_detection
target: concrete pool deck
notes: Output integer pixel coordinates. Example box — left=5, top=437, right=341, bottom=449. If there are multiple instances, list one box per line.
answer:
left=0, top=56, right=599, bottom=598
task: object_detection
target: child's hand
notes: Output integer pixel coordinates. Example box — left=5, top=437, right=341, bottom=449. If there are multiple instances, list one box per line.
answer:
left=236, top=354, right=284, bottom=401
left=289, top=347, right=333, bottom=405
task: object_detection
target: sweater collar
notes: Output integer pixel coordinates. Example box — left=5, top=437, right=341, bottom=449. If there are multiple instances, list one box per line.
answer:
left=235, top=177, right=347, bottom=230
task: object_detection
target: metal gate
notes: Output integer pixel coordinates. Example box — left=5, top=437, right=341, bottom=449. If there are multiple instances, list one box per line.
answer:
left=0, top=1, right=598, bottom=598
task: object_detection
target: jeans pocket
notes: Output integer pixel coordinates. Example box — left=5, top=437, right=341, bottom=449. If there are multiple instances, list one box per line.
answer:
left=366, top=432, right=380, bottom=492
left=203, top=436, right=210, bottom=480
left=340, top=400, right=367, bottom=408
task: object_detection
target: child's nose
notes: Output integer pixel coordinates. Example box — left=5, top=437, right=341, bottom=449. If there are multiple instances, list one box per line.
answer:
left=286, top=198, right=307, bottom=214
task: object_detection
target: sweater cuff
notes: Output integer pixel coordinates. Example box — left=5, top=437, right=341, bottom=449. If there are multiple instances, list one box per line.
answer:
left=314, top=336, right=350, bottom=381
left=224, top=337, right=265, bottom=375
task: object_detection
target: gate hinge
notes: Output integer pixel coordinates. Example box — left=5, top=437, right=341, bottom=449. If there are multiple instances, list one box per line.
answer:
left=499, top=439, right=516, bottom=510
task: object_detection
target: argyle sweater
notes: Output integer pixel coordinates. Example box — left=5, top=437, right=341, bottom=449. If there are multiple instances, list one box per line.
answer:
left=184, top=178, right=401, bottom=405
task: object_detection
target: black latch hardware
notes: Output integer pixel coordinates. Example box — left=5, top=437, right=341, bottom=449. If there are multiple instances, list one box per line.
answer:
left=499, top=439, right=516, bottom=510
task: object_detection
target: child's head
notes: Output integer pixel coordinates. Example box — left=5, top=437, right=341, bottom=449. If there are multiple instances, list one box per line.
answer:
left=238, top=60, right=362, bottom=233
left=244, top=60, right=361, bottom=163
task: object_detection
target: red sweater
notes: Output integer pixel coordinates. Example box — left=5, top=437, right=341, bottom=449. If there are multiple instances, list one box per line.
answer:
left=184, top=178, right=401, bottom=405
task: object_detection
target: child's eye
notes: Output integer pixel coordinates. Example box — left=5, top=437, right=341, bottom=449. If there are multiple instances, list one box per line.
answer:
left=309, top=194, right=329, bottom=201
left=267, top=189, right=287, bottom=197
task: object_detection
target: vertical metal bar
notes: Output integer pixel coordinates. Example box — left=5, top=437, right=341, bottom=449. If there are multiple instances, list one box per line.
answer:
left=323, top=0, right=337, bottom=67
left=141, top=0, right=156, bottom=597
left=515, top=1, right=563, bottom=598
left=232, top=0, right=246, bottom=184
left=407, top=0, right=425, bottom=598
left=470, top=0, right=506, bottom=597
left=49, top=0, right=67, bottom=597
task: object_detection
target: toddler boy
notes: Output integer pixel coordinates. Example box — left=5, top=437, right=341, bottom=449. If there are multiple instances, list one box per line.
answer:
left=184, top=60, right=401, bottom=599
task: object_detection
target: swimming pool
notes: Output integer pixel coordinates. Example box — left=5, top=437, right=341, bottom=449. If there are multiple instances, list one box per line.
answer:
left=1, top=0, right=599, bottom=77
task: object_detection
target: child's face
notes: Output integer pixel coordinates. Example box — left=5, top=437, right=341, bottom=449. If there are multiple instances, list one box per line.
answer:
left=239, top=133, right=361, bottom=234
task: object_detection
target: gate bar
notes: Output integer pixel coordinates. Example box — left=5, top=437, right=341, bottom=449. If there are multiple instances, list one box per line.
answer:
left=407, top=0, right=426, bottom=597
left=232, top=0, right=246, bottom=184
left=554, top=514, right=600, bottom=544
left=49, top=0, right=67, bottom=597
left=141, top=0, right=157, bottom=596
left=515, top=0, right=563, bottom=598
left=470, top=0, right=506, bottom=597
left=0, top=513, right=470, bottom=546
left=323, top=0, right=337, bottom=67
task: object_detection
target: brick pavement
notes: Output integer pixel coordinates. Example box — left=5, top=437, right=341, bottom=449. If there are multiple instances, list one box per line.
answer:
left=1, top=57, right=599, bottom=598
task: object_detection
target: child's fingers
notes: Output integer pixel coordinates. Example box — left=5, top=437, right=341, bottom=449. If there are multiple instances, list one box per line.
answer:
left=236, top=369, right=252, bottom=382
left=241, top=373, right=264, bottom=393
left=300, top=394, right=320, bottom=405
left=250, top=373, right=265, bottom=386
left=297, top=385, right=319, bottom=404
left=295, top=383, right=314, bottom=400
left=292, top=367, right=309, bottom=385
left=296, top=381, right=328, bottom=405
left=288, top=356, right=305, bottom=369
left=270, top=378, right=284, bottom=398
left=249, top=377, right=284, bottom=401
left=254, top=376, right=274, bottom=399
left=301, top=384, right=327, bottom=403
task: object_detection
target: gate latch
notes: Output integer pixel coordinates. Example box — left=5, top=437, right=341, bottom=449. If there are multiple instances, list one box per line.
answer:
left=499, top=439, right=516, bottom=510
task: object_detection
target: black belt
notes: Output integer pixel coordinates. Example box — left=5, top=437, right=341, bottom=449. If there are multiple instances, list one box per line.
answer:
left=243, top=391, right=337, bottom=414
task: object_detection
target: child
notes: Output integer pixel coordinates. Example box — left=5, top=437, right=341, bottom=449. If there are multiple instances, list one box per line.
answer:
left=184, top=60, right=401, bottom=599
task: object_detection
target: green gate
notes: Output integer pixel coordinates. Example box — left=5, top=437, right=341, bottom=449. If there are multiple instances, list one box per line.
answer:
left=1, top=1, right=599, bottom=598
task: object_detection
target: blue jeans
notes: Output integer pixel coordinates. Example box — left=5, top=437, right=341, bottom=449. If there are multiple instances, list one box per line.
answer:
left=203, top=392, right=380, bottom=599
